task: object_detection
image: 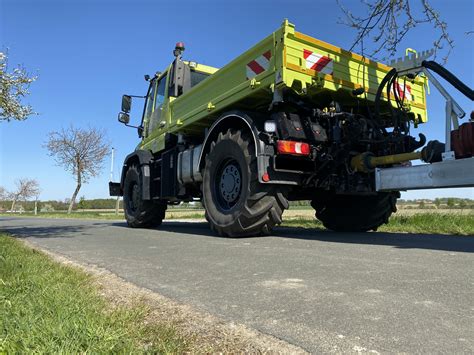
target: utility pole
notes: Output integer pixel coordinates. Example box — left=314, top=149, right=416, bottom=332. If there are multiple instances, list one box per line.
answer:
left=110, top=147, right=120, bottom=215
left=110, top=147, right=115, bottom=181
left=34, top=196, right=38, bottom=215
left=116, top=196, right=120, bottom=215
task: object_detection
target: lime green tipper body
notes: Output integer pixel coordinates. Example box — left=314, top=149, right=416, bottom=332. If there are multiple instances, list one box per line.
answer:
left=139, top=20, right=428, bottom=154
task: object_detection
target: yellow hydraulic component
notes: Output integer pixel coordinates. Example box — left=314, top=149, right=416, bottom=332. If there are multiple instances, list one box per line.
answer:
left=352, top=140, right=446, bottom=172
left=369, top=151, right=421, bottom=167
left=351, top=151, right=421, bottom=173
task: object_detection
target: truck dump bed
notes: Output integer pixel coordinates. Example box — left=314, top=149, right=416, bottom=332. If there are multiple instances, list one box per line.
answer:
left=169, top=20, right=428, bottom=136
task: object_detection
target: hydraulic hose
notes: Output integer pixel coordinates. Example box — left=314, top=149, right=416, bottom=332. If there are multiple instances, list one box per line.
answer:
left=375, top=68, right=397, bottom=119
left=422, top=60, right=474, bottom=101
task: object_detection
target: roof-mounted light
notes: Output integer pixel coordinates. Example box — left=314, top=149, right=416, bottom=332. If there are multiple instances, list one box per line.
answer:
left=174, top=42, right=185, bottom=58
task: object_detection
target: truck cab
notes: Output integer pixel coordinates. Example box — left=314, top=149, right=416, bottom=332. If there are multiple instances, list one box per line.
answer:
left=120, top=47, right=218, bottom=153
left=143, top=67, right=216, bottom=136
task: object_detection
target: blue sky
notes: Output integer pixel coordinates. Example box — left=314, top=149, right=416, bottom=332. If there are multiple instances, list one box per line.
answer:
left=0, top=0, right=472, bottom=201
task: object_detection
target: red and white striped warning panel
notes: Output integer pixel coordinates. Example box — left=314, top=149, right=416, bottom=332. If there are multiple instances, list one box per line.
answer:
left=303, top=49, right=333, bottom=75
left=391, top=81, right=412, bottom=101
left=246, top=50, right=271, bottom=79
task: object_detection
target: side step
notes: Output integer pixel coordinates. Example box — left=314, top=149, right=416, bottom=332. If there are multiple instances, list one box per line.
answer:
left=375, top=157, right=474, bottom=191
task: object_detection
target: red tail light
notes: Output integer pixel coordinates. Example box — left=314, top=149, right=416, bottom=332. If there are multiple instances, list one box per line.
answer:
left=277, top=140, right=310, bottom=156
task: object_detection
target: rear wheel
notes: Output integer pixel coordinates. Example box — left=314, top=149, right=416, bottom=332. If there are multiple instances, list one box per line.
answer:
left=202, top=129, right=288, bottom=237
left=123, top=165, right=166, bottom=228
left=311, top=191, right=399, bottom=232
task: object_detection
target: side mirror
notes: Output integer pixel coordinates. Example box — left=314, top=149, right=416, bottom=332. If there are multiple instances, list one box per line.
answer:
left=118, top=112, right=130, bottom=125
left=121, top=95, right=132, bottom=113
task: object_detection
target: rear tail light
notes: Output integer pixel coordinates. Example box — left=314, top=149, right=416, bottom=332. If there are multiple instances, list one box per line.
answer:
left=277, top=140, right=310, bottom=156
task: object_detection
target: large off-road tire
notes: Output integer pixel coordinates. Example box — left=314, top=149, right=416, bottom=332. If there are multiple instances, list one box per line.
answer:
left=311, top=191, right=400, bottom=232
left=202, top=129, right=288, bottom=237
left=123, top=164, right=166, bottom=228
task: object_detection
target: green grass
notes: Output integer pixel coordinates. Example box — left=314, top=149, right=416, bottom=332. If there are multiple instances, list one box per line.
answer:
left=0, top=234, right=189, bottom=353
left=282, top=213, right=474, bottom=235
left=379, top=213, right=474, bottom=235
left=166, top=212, right=206, bottom=219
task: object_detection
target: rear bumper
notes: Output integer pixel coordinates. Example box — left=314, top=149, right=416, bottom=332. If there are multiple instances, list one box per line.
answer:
left=375, top=157, right=474, bottom=191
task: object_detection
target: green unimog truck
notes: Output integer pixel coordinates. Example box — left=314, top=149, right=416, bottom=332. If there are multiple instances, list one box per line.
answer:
left=110, top=20, right=474, bottom=237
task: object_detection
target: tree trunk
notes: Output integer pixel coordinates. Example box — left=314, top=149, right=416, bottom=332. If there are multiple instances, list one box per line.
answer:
left=68, top=167, right=82, bottom=214
left=68, top=183, right=81, bottom=214
left=10, top=198, right=17, bottom=212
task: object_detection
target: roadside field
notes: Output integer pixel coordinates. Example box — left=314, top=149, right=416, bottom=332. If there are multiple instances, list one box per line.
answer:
left=282, top=214, right=473, bottom=235
left=283, top=208, right=474, bottom=218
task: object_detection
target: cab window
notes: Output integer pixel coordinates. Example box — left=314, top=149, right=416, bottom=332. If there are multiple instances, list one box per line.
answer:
left=147, top=74, right=168, bottom=135
left=143, top=79, right=157, bottom=122
left=154, top=74, right=167, bottom=110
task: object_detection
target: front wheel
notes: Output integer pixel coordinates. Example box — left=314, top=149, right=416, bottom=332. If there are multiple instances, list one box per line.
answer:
left=123, top=165, right=167, bottom=228
left=202, top=129, right=288, bottom=237
left=311, top=191, right=400, bottom=232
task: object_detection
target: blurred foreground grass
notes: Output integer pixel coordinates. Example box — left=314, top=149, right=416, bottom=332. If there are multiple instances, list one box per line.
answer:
left=0, top=233, right=189, bottom=353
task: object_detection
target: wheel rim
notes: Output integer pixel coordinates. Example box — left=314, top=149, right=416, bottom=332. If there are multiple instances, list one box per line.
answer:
left=214, top=158, right=242, bottom=211
left=128, top=183, right=140, bottom=213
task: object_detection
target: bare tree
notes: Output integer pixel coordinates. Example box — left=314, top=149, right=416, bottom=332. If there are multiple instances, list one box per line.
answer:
left=338, top=0, right=453, bottom=63
left=0, top=51, right=37, bottom=121
left=0, top=186, right=7, bottom=200
left=10, top=178, right=40, bottom=212
left=45, top=126, right=109, bottom=214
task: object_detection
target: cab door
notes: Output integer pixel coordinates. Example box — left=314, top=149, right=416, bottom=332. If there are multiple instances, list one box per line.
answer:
left=147, top=73, right=168, bottom=137
left=141, top=73, right=169, bottom=152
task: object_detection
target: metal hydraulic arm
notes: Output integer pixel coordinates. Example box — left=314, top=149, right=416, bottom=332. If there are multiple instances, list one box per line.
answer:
left=359, top=49, right=474, bottom=191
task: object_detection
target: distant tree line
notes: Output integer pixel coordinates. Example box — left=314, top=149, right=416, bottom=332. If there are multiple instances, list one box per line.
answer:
left=398, top=198, right=474, bottom=209
left=0, top=198, right=123, bottom=212
left=76, top=198, right=123, bottom=210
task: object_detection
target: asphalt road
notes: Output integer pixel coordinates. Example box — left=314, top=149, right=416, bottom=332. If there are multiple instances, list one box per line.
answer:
left=1, top=217, right=473, bottom=353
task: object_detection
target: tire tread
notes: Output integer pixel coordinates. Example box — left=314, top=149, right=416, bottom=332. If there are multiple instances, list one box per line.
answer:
left=203, top=129, right=288, bottom=237
left=311, top=191, right=400, bottom=232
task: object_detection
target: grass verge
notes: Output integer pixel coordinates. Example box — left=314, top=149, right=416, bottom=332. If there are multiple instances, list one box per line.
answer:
left=282, top=213, right=474, bottom=235
left=0, top=233, right=189, bottom=353
left=379, top=213, right=474, bottom=235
